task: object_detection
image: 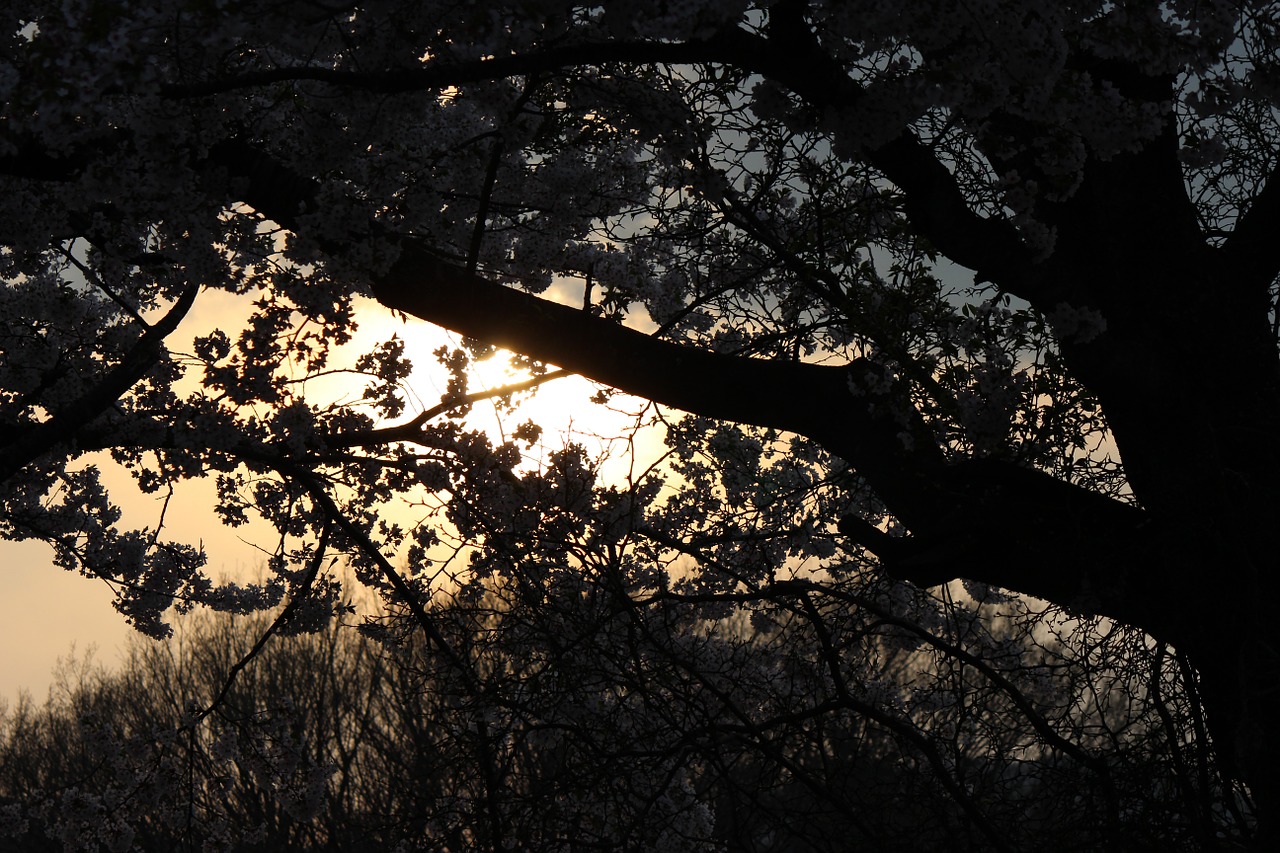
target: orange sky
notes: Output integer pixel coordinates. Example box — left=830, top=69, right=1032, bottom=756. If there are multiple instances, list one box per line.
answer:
left=1, top=288, right=668, bottom=702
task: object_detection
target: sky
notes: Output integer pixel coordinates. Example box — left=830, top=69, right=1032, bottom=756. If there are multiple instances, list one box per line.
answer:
left=0, top=285, right=668, bottom=705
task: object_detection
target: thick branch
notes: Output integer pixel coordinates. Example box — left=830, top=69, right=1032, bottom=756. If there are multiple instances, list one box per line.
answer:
left=0, top=281, right=199, bottom=483
left=1222, top=156, right=1280, bottom=293
left=744, top=16, right=1036, bottom=289
left=208, top=139, right=1161, bottom=637
left=374, top=247, right=909, bottom=453
left=840, top=459, right=1165, bottom=634
left=207, top=139, right=945, bottom=504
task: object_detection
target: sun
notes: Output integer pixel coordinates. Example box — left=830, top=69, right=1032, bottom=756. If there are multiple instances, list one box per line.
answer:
left=349, top=296, right=670, bottom=484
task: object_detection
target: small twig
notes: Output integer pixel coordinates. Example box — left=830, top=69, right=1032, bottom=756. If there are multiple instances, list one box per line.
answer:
left=327, top=367, right=570, bottom=448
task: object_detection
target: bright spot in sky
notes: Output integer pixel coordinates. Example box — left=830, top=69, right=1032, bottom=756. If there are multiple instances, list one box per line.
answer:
left=0, top=288, right=669, bottom=701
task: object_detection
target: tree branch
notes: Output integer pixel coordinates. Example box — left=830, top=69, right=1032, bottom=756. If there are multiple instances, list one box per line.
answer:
left=202, top=138, right=1167, bottom=638
left=195, top=516, right=334, bottom=724
left=1222, top=156, right=1280, bottom=294
left=205, top=139, right=945, bottom=501
left=326, top=368, right=571, bottom=449
left=744, top=13, right=1036, bottom=289
left=373, top=246, right=919, bottom=456
left=176, top=23, right=1034, bottom=292
left=0, top=281, right=199, bottom=483
left=840, top=459, right=1173, bottom=640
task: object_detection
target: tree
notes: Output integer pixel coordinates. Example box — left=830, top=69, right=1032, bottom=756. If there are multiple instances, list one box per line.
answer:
left=0, top=577, right=1230, bottom=851
left=1, top=0, right=1277, bottom=847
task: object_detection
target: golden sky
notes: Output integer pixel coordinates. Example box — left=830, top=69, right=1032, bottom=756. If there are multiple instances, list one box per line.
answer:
left=1, top=287, right=668, bottom=702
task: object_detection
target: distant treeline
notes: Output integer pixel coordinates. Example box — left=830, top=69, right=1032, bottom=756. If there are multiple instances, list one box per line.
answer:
left=0, top=582, right=1243, bottom=852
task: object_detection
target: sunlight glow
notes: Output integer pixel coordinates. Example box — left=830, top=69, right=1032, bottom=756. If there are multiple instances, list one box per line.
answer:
left=0, top=287, right=672, bottom=700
